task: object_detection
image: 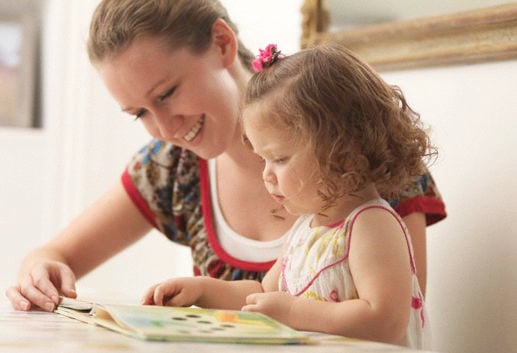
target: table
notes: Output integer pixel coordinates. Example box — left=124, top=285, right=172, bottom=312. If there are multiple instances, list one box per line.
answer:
left=0, top=298, right=438, bottom=353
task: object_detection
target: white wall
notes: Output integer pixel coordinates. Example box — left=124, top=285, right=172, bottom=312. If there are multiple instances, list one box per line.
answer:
left=382, top=61, right=517, bottom=353
left=1, top=1, right=515, bottom=353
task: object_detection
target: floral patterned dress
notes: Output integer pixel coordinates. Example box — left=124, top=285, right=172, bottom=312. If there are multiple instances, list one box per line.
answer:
left=122, top=139, right=446, bottom=282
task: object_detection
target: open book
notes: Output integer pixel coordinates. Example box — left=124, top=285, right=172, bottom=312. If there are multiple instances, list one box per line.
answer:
left=55, top=297, right=310, bottom=345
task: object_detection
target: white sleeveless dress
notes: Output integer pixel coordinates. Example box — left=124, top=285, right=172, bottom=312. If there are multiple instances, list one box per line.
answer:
left=279, top=198, right=430, bottom=349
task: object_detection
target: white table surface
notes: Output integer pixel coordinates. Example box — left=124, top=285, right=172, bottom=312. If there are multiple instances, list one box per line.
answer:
left=0, top=296, right=439, bottom=353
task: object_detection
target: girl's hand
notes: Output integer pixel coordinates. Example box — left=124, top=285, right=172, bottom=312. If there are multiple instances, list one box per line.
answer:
left=6, top=261, right=77, bottom=312
left=242, top=291, right=295, bottom=323
left=141, top=277, right=203, bottom=307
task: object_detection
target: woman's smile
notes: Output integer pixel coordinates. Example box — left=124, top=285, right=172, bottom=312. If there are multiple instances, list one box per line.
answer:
left=181, top=114, right=205, bottom=142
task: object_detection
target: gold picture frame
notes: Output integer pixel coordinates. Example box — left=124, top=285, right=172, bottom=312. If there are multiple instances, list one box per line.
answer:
left=0, top=2, right=39, bottom=128
left=301, top=1, right=517, bottom=71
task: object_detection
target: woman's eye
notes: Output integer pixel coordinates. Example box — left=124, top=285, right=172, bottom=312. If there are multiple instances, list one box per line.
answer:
left=134, top=109, right=147, bottom=120
left=158, top=87, right=176, bottom=102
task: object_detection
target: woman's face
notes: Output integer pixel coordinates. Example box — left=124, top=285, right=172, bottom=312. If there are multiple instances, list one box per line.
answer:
left=98, top=35, right=243, bottom=159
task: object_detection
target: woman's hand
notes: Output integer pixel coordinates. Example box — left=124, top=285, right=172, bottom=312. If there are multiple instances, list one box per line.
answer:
left=141, top=277, right=204, bottom=307
left=6, top=260, right=77, bottom=312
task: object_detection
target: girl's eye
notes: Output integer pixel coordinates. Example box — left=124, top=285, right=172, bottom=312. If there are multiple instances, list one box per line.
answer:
left=158, top=87, right=176, bottom=102
left=273, top=157, right=289, bottom=164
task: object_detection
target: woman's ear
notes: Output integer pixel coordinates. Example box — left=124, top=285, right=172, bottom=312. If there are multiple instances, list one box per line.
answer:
left=211, top=18, right=238, bottom=67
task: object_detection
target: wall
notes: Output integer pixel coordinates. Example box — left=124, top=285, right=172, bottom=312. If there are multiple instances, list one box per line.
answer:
left=383, top=60, right=517, bottom=353
left=1, top=1, right=515, bottom=353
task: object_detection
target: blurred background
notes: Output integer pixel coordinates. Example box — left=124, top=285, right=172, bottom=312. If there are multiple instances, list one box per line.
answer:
left=1, top=1, right=515, bottom=353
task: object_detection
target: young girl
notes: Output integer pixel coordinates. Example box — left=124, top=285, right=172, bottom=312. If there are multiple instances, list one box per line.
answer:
left=7, top=0, right=445, bottom=313
left=142, top=44, right=432, bottom=349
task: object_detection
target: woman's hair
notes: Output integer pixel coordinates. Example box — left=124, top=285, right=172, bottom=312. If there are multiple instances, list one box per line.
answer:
left=244, top=44, right=436, bottom=204
left=87, top=0, right=254, bottom=70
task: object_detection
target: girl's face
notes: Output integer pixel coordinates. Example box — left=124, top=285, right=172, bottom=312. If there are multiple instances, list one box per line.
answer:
left=243, top=103, right=324, bottom=216
left=98, top=35, right=244, bottom=159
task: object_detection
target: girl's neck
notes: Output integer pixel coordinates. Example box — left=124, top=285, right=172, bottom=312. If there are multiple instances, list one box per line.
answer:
left=311, top=183, right=380, bottom=227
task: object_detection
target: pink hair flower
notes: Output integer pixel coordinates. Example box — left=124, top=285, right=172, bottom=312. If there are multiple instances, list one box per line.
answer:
left=252, top=44, right=285, bottom=72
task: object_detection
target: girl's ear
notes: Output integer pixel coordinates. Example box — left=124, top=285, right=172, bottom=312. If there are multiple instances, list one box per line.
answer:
left=211, top=18, right=238, bottom=67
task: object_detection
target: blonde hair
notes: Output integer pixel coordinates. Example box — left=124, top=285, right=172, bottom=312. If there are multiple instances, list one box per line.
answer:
left=245, top=44, right=436, bottom=204
left=87, top=0, right=254, bottom=70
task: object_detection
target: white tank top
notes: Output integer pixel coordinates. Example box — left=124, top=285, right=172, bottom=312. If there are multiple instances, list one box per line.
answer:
left=208, top=159, right=286, bottom=262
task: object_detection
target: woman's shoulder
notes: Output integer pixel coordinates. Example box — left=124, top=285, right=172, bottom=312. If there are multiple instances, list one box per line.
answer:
left=124, top=139, right=202, bottom=208
left=125, top=140, right=201, bottom=184
left=130, top=139, right=198, bottom=167
left=386, top=169, right=447, bottom=225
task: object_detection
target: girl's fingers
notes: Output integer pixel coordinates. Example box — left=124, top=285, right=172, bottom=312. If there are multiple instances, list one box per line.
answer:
left=141, top=284, right=159, bottom=305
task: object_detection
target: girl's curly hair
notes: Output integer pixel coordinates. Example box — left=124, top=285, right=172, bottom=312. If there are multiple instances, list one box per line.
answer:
left=244, top=44, right=436, bottom=206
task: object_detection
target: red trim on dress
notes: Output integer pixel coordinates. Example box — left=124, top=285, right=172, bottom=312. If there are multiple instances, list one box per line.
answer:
left=121, top=170, right=158, bottom=229
left=198, top=158, right=276, bottom=273
left=394, top=195, right=447, bottom=226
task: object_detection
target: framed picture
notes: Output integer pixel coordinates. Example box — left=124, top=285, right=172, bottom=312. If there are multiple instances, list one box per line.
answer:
left=0, top=1, right=39, bottom=128
left=301, top=0, right=517, bottom=71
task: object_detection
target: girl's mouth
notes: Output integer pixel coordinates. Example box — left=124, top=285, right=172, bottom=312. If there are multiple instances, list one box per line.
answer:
left=183, top=114, right=205, bottom=142
left=271, top=194, right=285, bottom=203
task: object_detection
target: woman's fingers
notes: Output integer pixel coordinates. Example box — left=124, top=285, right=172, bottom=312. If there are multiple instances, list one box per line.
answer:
left=7, top=262, right=78, bottom=312
left=20, top=275, right=59, bottom=311
left=53, top=265, right=77, bottom=299
left=5, top=286, right=31, bottom=311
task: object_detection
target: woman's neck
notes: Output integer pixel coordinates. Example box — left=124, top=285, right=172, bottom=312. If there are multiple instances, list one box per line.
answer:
left=217, top=138, right=263, bottom=178
left=217, top=59, right=255, bottom=166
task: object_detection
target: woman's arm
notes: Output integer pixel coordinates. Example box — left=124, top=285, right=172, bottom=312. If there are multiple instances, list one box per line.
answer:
left=6, top=181, right=152, bottom=311
left=392, top=169, right=447, bottom=296
left=402, top=212, right=427, bottom=295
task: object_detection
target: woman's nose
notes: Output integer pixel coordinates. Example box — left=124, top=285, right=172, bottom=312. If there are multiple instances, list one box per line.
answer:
left=153, top=109, right=183, bottom=140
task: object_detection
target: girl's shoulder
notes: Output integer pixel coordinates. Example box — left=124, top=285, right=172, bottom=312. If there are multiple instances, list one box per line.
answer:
left=345, top=198, right=407, bottom=241
left=348, top=198, right=398, bottom=221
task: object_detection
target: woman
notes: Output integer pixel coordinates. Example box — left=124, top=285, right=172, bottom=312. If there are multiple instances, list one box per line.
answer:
left=6, top=0, right=446, bottom=312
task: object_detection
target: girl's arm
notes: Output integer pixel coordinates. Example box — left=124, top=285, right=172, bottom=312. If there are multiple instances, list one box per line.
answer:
left=244, top=208, right=413, bottom=345
left=142, top=237, right=285, bottom=310
left=142, top=276, right=264, bottom=310
left=143, top=245, right=285, bottom=309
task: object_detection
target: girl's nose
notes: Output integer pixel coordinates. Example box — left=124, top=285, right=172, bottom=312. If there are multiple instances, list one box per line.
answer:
left=262, top=165, right=277, bottom=185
